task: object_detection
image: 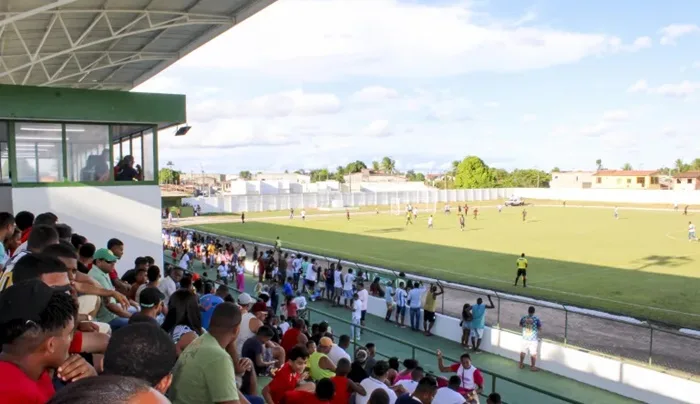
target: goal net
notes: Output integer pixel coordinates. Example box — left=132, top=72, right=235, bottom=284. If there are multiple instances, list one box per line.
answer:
left=390, top=197, right=402, bottom=215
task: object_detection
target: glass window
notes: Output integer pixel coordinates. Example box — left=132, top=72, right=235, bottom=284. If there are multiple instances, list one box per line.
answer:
left=142, top=129, right=154, bottom=181
left=119, top=138, right=130, bottom=163
left=131, top=134, right=143, bottom=174
left=66, top=124, right=110, bottom=182
left=14, top=122, right=63, bottom=183
left=0, top=122, right=9, bottom=183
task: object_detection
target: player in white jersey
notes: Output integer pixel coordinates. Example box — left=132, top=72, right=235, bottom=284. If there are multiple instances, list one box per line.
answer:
left=428, top=215, right=433, bottom=228
left=497, top=204, right=503, bottom=213
left=614, top=206, right=619, bottom=219
left=301, top=209, right=306, bottom=220
left=689, top=222, right=697, bottom=242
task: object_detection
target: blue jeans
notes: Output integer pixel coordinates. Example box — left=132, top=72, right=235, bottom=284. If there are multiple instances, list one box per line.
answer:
left=410, top=308, right=421, bottom=330
left=108, top=317, right=129, bottom=331
left=245, top=395, right=264, bottom=404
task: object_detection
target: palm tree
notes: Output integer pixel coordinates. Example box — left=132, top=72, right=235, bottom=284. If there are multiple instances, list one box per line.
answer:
left=675, top=158, right=687, bottom=173
left=451, top=160, right=460, bottom=177
left=621, top=163, right=633, bottom=171
left=595, top=159, right=603, bottom=171
left=381, top=157, right=395, bottom=174
left=691, top=158, right=700, bottom=171
left=371, top=161, right=380, bottom=171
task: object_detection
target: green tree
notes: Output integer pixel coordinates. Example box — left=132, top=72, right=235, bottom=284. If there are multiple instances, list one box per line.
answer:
left=508, top=169, right=551, bottom=188
left=415, top=172, right=425, bottom=182
left=159, top=168, right=181, bottom=184
left=345, top=160, right=367, bottom=174
left=310, top=168, right=330, bottom=182
left=381, top=157, right=396, bottom=174
left=371, top=161, right=380, bottom=171
left=595, top=159, right=603, bottom=171
left=405, top=170, right=425, bottom=181
left=621, top=163, right=633, bottom=171
left=691, top=158, right=700, bottom=171
left=675, top=159, right=689, bottom=173
left=490, top=167, right=511, bottom=187
left=552, top=167, right=561, bottom=172
left=239, top=170, right=252, bottom=180
left=455, top=156, right=495, bottom=188
left=451, top=160, right=460, bottom=177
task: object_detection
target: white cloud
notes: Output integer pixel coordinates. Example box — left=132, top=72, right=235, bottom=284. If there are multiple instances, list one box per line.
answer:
left=132, top=76, right=181, bottom=93
left=363, top=120, right=392, bottom=137
left=160, top=119, right=300, bottom=150
left=413, top=161, right=436, bottom=170
left=522, top=114, right=537, bottom=122
left=602, top=109, right=629, bottom=122
left=627, top=79, right=648, bottom=93
left=179, top=0, right=641, bottom=81
left=190, top=90, right=342, bottom=121
left=659, top=24, right=699, bottom=45
left=630, top=36, right=652, bottom=50
left=579, top=122, right=609, bottom=137
left=629, top=80, right=700, bottom=98
left=484, top=101, right=500, bottom=108
left=350, top=86, right=399, bottom=103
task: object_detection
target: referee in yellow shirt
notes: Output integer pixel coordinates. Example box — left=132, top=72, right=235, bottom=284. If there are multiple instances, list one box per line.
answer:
left=514, top=253, right=528, bottom=288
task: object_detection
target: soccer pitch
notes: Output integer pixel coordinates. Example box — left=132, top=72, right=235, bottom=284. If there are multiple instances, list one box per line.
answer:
left=193, top=205, right=700, bottom=328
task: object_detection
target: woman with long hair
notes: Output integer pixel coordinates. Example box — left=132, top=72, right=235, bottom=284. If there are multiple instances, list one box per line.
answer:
left=460, top=303, right=473, bottom=349
left=161, top=289, right=204, bottom=355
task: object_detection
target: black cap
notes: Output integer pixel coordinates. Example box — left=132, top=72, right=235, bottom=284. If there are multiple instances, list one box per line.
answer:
left=0, top=280, right=53, bottom=324
left=139, top=287, right=164, bottom=308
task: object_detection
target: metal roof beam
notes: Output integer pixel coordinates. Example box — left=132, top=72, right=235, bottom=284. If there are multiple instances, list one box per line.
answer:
left=43, top=54, right=172, bottom=86
left=0, top=0, right=80, bottom=29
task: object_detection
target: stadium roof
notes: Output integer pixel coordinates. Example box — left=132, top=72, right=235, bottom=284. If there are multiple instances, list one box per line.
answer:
left=0, top=0, right=275, bottom=90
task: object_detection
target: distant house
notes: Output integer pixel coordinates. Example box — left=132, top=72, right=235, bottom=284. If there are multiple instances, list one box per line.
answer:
left=591, top=170, right=662, bottom=189
left=252, top=172, right=311, bottom=184
left=550, top=171, right=594, bottom=189
left=672, top=172, right=700, bottom=191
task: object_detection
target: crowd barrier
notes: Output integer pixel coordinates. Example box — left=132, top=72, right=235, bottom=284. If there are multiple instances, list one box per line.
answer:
left=163, top=254, right=585, bottom=404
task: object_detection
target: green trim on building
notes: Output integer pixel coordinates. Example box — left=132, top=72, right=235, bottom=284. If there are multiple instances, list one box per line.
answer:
left=0, top=84, right=186, bottom=128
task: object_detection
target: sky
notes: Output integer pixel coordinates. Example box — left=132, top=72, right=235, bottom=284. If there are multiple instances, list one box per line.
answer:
left=133, top=0, right=700, bottom=175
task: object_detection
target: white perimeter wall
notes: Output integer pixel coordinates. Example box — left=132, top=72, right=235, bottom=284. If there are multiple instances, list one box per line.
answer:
left=12, top=185, right=163, bottom=274
left=185, top=188, right=700, bottom=213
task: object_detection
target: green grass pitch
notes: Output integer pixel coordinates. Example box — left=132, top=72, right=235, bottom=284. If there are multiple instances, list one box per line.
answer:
left=193, top=206, right=700, bottom=328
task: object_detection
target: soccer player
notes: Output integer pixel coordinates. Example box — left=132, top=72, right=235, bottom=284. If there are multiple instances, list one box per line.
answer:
left=413, top=207, right=418, bottom=219
left=522, top=208, right=527, bottom=222
left=428, top=215, right=434, bottom=229
left=689, top=221, right=697, bottom=242
left=514, top=253, right=528, bottom=287
left=614, top=206, right=619, bottom=220
left=405, top=210, right=413, bottom=226
left=497, top=204, right=502, bottom=213
left=465, top=204, right=469, bottom=216
left=301, top=209, right=306, bottom=221
left=346, top=209, right=350, bottom=221
left=241, top=212, right=245, bottom=224
left=684, top=205, right=689, bottom=216
left=473, top=208, right=478, bottom=220
left=289, top=208, right=294, bottom=219
left=459, top=214, right=465, bottom=231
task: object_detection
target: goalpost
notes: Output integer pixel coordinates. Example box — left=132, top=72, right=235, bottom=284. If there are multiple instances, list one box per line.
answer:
left=390, top=197, right=402, bottom=215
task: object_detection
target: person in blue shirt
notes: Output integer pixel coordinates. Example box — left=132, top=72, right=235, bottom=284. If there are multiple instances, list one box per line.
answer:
left=199, top=283, right=229, bottom=330
left=470, top=296, right=495, bottom=352
left=407, top=281, right=425, bottom=331
left=283, top=277, right=294, bottom=297
left=519, top=306, right=542, bottom=371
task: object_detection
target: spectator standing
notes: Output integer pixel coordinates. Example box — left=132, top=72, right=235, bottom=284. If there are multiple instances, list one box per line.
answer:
left=89, top=248, right=132, bottom=330
left=407, top=281, right=425, bottom=332
left=342, top=269, right=356, bottom=308
left=200, top=284, right=229, bottom=330
left=235, top=257, right=246, bottom=292
left=351, top=292, right=363, bottom=341
left=384, top=281, right=395, bottom=322
left=395, top=281, right=407, bottom=328
left=436, top=350, right=483, bottom=401
left=168, top=302, right=243, bottom=404
left=422, top=283, right=444, bottom=336
left=459, top=304, right=473, bottom=349
left=519, top=306, right=542, bottom=371
left=357, top=282, right=369, bottom=332
left=470, top=296, right=495, bottom=352
left=357, top=361, right=398, bottom=404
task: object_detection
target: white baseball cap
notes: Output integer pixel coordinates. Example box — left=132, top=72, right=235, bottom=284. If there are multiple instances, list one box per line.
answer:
left=238, top=293, right=254, bottom=306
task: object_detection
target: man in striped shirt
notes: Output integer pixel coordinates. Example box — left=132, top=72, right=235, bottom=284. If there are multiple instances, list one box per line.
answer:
left=394, top=281, right=408, bottom=328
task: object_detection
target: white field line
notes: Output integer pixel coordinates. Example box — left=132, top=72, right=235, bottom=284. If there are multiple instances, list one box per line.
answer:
left=195, top=223, right=700, bottom=319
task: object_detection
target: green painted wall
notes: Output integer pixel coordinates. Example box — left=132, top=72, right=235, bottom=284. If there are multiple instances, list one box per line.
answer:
left=0, top=84, right=186, bottom=126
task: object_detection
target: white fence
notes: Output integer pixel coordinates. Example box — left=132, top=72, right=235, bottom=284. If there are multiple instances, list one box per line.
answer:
left=182, top=188, right=700, bottom=214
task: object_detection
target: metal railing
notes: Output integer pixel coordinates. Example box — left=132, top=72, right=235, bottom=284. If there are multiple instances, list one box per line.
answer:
left=180, top=228, right=700, bottom=377
left=163, top=253, right=584, bottom=404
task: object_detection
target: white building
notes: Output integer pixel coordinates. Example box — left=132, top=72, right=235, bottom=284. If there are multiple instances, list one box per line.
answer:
left=550, top=171, right=595, bottom=189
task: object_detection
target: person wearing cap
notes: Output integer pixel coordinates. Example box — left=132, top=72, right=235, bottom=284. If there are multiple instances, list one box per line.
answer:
left=135, top=287, right=165, bottom=324
left=309, top=337, right=336, bottom=382
left=234, top=294, right=265, bottom=357
left=0, top=280, right=96, bottom=402
left=89, top=248, right=132, bottom=331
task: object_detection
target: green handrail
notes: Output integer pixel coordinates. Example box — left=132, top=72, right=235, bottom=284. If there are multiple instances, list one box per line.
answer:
left=163, top=253, right=584, bottom=404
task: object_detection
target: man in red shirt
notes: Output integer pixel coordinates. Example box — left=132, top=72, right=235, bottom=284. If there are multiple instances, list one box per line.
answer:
left=282, top=378, right=335, bottom=404
left=436, top=350, right=483, bottom=400
left=263, top=346, right=312, bottom=404
left=0, top=280, right=96, bottom=403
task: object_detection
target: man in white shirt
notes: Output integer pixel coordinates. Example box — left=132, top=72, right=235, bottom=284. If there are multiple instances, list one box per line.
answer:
left=357, top=282, right=369, bottom=334
left=327, top=335, right=351, bottom=365
left=351, top=292, right=362, bottom=342
left=293, top=291, right=307, bottom=311
left=358, top=361, right=398, bottom=404
left=432, top=376, right=467, bottom=404
left=217, top=262, right=228, bottom=282
left=343, top=269, right=356, bottom=309
left=178, top=250, right=191, bottom=270
left=292, top=255, right=302, bottom=289
left=396, top=367, right=424, bottom=395
left=158, top=266, right=183, bottom=306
